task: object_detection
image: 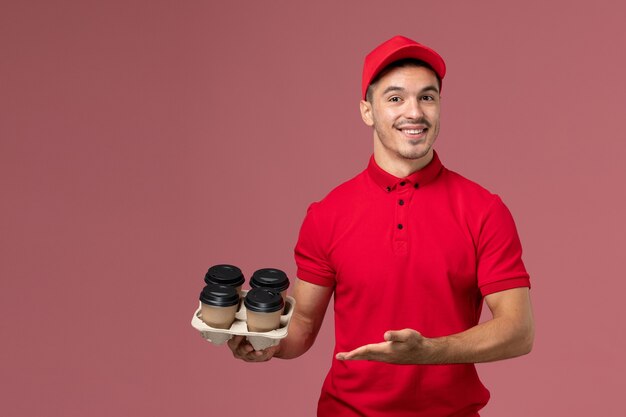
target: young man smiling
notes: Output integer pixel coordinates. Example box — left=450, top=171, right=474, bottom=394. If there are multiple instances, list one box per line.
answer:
left=361, top=58, right=442, bottom=177
left=228, top=35, right=534, bottom=417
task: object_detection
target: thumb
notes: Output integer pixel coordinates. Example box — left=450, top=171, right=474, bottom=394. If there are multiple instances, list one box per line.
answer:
left=384, top=329, right=410, bottom=342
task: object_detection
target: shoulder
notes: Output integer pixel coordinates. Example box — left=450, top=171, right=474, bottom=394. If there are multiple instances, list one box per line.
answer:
left=441, top=167, right=497, bottom=203
left=442, top=168, right=501, bottom=212
left=436, top=167, right=515, bottom=229
left=297, top=169, right=367, bottom=249
left=442, top=167, right=522, bottom=236
left=307, top=169, right=368, bottom=215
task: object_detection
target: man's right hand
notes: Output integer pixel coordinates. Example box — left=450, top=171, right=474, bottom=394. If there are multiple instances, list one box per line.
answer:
left=227, top=335, right=280, bottom=362
left=227, top=279, right=334, bottom=362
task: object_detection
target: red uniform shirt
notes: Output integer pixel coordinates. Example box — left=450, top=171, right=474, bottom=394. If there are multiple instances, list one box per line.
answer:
left=295, top=152, right=530, bottom=417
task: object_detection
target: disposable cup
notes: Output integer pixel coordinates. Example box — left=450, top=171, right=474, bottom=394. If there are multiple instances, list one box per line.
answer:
left=244, top=288, right=284, bottom=332
left=199, top=284, right=239, bottom=329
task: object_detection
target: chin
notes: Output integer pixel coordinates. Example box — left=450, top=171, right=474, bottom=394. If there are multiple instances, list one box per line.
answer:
left=399, top=149, right=431, bottom=160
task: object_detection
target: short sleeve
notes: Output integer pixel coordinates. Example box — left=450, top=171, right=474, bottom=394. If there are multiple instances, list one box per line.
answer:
left=477, top=196, right=531, bottom=296
left=294, top=203, right=336, bottom=287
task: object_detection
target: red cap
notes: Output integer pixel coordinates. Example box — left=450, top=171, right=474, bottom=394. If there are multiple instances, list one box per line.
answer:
left=362, top=35, right=446, bottom=100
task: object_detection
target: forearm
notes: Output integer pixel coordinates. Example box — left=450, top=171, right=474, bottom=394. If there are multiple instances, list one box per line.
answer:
left=428, top=314, right=534, bottom=364
left=336, top=288, right=534, bottom=365
left=274, top=311, right=321, bottom=359
left=273, top=279, right=333, bottom=360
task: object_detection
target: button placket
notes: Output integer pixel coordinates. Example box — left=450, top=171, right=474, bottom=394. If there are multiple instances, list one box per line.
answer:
left=392, top=180, right=412, bottom=254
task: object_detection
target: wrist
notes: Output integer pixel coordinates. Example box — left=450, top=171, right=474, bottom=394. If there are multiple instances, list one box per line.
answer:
left=423, top=336, right=451, bottom=364
left=272, top=341, right=284, bottom=359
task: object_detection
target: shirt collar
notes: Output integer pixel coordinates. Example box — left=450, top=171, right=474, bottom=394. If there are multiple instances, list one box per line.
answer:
left=367, top=150, right=444, bottom=192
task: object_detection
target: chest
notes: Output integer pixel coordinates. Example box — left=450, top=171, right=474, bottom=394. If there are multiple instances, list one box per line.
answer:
left=327, top=191, right=479, bottom=303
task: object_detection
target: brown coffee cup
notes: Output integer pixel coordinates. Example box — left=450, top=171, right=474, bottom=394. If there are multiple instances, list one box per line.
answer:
left=244, top=288, right=285, bottom=332
left=199, top=284, right=240, bottom=329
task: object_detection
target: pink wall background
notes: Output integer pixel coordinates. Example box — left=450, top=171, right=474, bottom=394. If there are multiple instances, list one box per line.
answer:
left=2, top=1, right=625, bottom=416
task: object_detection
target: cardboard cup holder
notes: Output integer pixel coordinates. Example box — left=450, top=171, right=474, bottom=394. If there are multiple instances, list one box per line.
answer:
left=191, top=290, right=296, bottom=351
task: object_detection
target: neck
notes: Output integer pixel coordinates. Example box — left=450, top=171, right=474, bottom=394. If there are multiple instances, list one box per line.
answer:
left=373, top=143, right=434, bottom=178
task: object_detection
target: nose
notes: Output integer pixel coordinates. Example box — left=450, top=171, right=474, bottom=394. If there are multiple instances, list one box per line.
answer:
left=404, top=97, right=423, bottom=120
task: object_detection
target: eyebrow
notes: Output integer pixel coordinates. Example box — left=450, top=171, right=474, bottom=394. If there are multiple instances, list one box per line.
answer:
left=382, top=85, right=440, bottom=95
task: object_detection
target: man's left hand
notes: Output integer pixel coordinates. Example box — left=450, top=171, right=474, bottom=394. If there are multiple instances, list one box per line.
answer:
left=335, top=329, right=438, bottom=364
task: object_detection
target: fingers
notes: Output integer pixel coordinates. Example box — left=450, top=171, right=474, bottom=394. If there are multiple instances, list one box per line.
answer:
left=336, top=348, right=361, bottom=361
left=336, top=350, right=358, bottom=361
left=228, top=335, right=276, bottom=362
left=336, top=343, right=383, bottom=361
left=337, top=329, right=424, bottom=363
left=249, top=345, right=278, bottom=362
left=336, top=346, right=360, bottom=361
left=227, top=335, right=251, bottom=356
left=227, top=335, right=245, bottom=350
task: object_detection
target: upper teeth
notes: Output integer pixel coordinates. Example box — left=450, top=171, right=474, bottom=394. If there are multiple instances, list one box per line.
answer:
left=404, top=129, right=424, bottom=134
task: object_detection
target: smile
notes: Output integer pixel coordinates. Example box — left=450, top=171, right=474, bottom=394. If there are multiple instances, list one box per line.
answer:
left=402, top=129, right=425, bottom=135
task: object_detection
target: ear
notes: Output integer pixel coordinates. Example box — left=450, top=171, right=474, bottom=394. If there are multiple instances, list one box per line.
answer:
left=360, top=100, right=374, bottom=127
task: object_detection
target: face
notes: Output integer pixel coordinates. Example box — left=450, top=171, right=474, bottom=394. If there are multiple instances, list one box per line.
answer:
left=360, top=65, right=441, bottom=164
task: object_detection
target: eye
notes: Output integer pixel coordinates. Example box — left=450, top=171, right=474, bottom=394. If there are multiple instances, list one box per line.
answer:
left=421, top=95, right=435, bottom=101
left=388, top=96, right=402, bottom=103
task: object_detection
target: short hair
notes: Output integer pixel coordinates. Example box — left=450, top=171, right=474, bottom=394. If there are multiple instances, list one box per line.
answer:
left=365, top=58, right=442, bottom=103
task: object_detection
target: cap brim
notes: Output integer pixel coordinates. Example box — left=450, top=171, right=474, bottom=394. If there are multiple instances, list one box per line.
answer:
left=363, top=44, right=446, bottom=99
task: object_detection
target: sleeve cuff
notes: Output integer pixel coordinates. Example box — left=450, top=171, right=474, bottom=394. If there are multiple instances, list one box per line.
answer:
left=296, top=268, right=335, bottom=287
left=480, top=277, right=531, bottom=297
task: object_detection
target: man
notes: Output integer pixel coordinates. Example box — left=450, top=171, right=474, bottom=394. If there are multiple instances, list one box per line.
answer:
left=228, top=35, right=534, bottom=417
